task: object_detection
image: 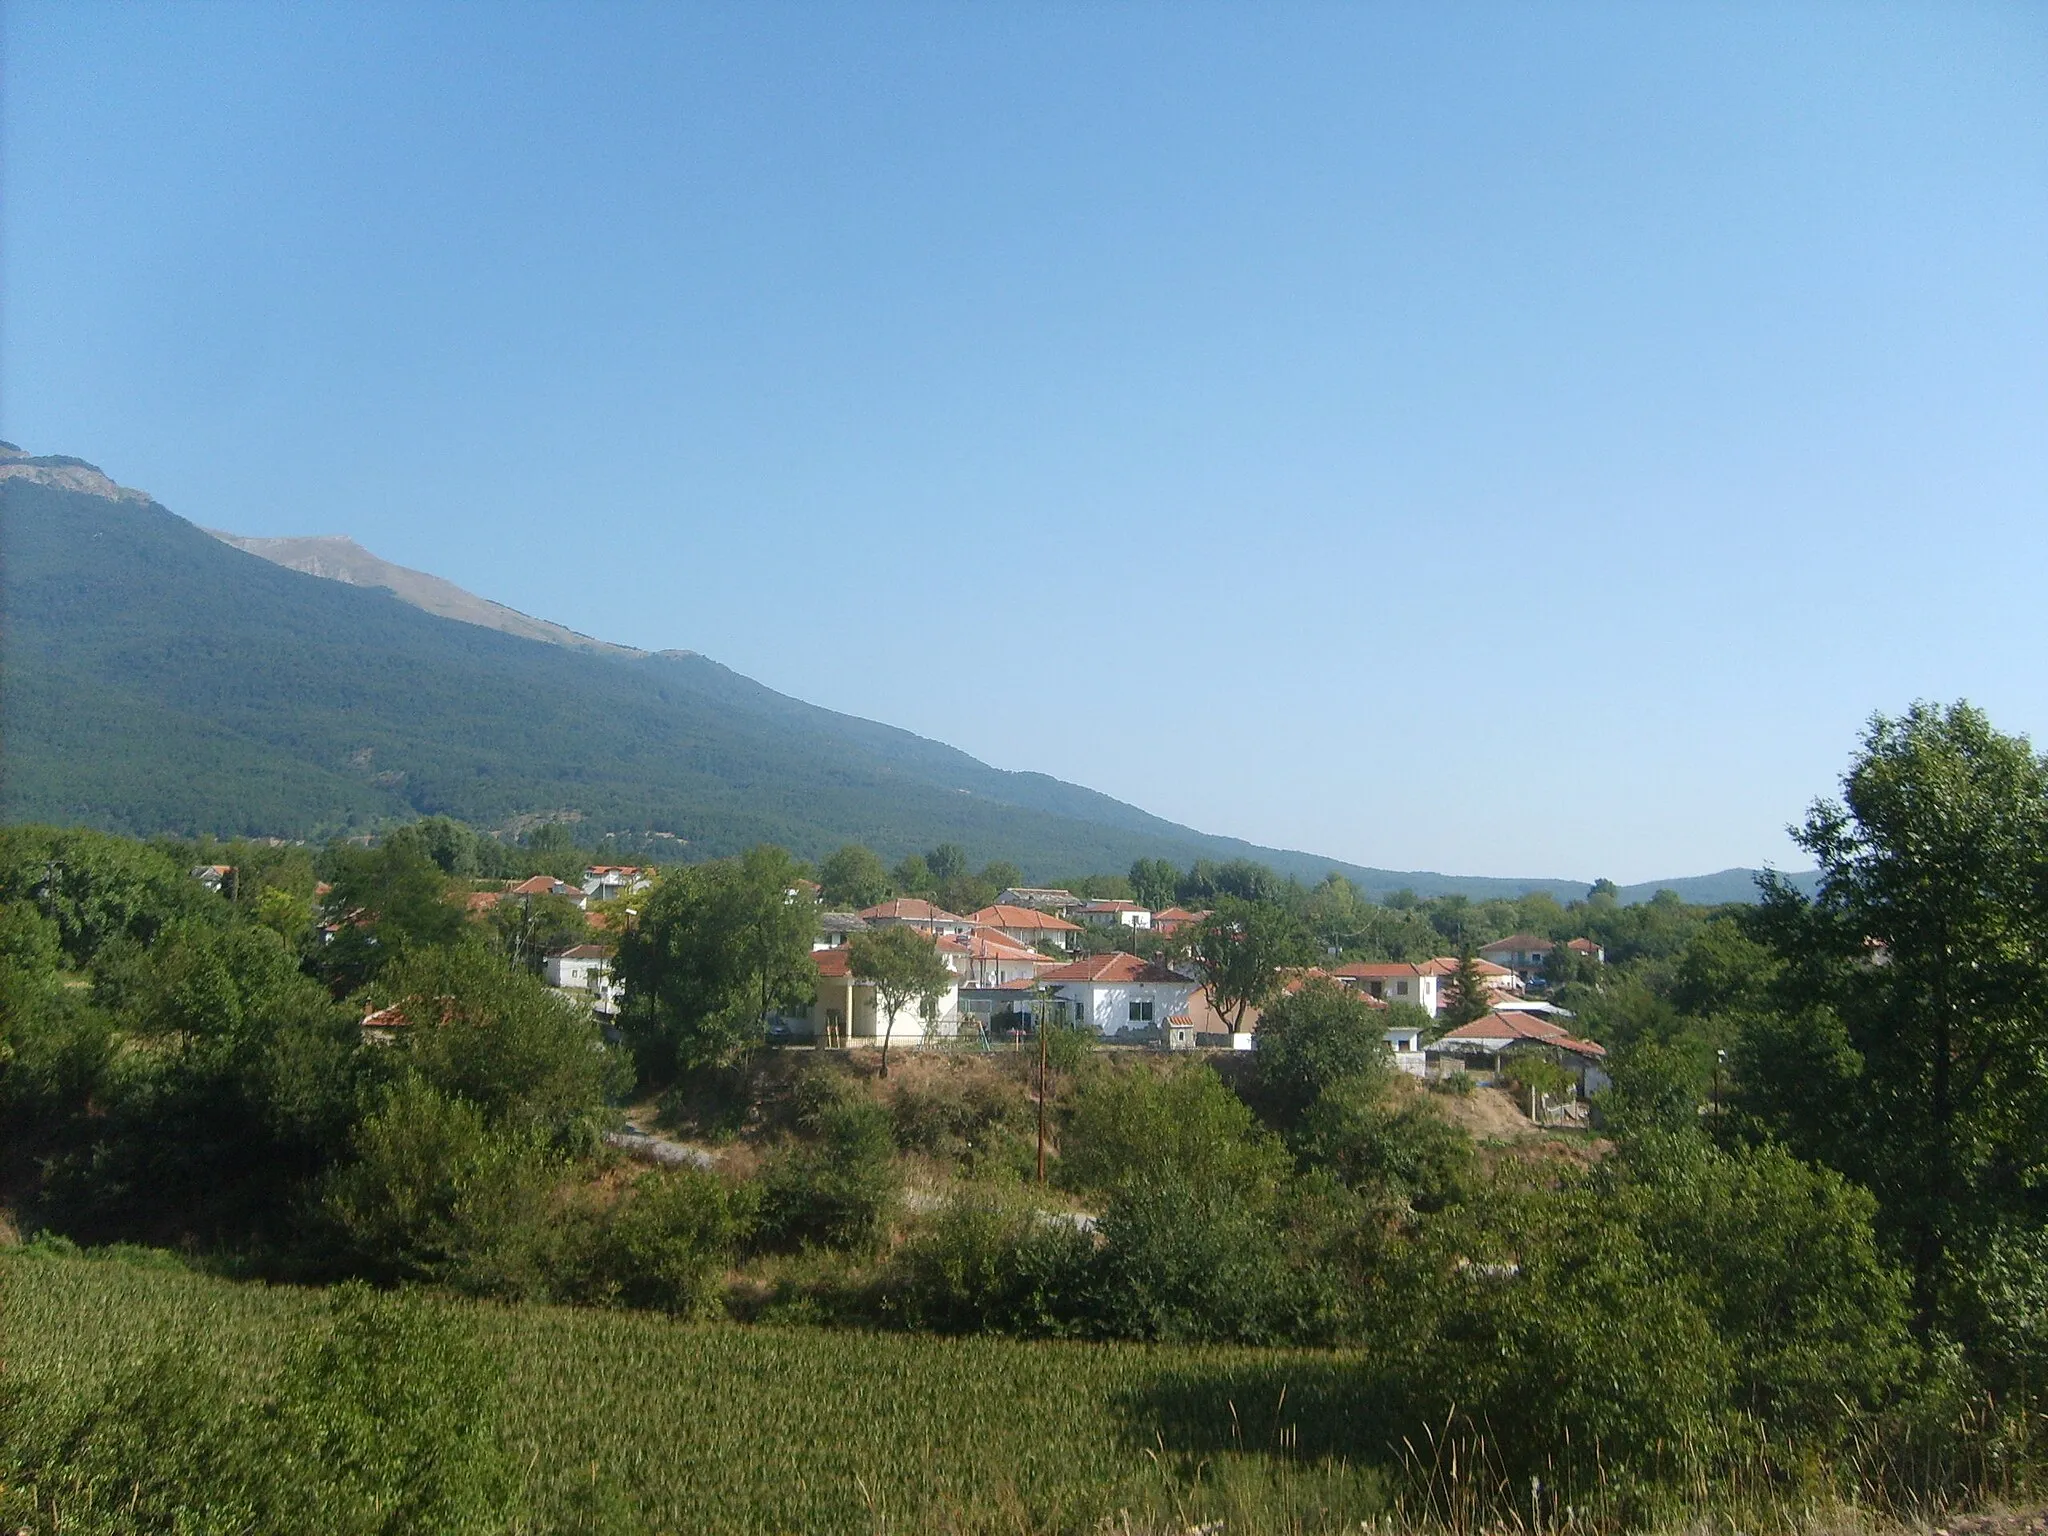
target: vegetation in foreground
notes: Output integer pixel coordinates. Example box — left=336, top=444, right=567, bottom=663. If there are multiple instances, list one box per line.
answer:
left=1, top=699, right=2045, bottom=1532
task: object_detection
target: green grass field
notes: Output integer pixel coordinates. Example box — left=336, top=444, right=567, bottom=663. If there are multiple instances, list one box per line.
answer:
left=2, top=1248, right=1388, bottom=1535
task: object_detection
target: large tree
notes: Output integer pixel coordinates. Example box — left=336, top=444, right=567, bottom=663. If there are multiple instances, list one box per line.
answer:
left=1179, top=898, right=1309, bottom=1034
left=614, top=846, right=818, bottom=1075
left=1441, top=947, right=1495, bottom=1027
left=817, top=844, right=892, bottom=910
left=847, top=925, right=953, bottom=1077
left=1743, top=702, right=2048, bottom=1333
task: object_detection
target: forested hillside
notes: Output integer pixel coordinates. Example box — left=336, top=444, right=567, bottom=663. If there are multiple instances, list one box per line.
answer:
left=0, top=461, right=1800, bottom=900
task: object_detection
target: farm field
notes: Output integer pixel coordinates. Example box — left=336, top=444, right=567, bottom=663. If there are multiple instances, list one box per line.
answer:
left=1, top=1248, right=1388, bottom=1535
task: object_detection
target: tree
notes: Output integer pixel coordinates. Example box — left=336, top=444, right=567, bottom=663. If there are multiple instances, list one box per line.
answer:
left=1745, top=701, right=2048, bottom=1334
left=1128, top=858, right=1181, bottom=912
left=891, top=853, right=935, bottom=898
left=318, top=842, right=467, bottom=991
left=1441, top=947, right=1494, bottom=1027
left=487, top=891, right=588, bottom=973
left=614, top=847, right=818, bottom=1076
left=818, top=844, right=892, bottom=910
left=925, top=844, right=968, bottom=885
left=1252, top=978, right=1389, bottom=1128
left=847, top=925, right=953, bottom=1077
left=1179, top=899, right=1308, bottom=1034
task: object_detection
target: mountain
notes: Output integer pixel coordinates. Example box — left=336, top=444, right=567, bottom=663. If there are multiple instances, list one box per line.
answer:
left=205, top=531, right=645, bottom=658
left=0, top=445, right=1805, bottom=901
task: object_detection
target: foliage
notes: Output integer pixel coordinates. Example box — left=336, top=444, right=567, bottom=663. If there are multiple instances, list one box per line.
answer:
left=1744, top=701, right=2048, bottom=1334
left=1178, top=897, right=1309, bottom=1032
left=2, top=1278, right=512, bottom=1536
left=615, top=846, right=817, bottom=1076
left=316, top=841, right=466, bottom=991
left=818, top=843, right=892, bottom=909
left=1058, top=1062, right=1289, bottom=1201
left=1439, top=947, right=1494, bottom=1026
left=1293, top=1077, right=1474, bottom=1212
left=577, top=1168, right=749, bottom=1318
left=846, top=923, right=953, bottom=1075
left=321, top=1077, right=566, bottom=1297
left=755, top=1070, right=899, bottom=1253
left=365, top=944, right=628, bottom=1148
left=1252, top=978, right=1390, bottom=1128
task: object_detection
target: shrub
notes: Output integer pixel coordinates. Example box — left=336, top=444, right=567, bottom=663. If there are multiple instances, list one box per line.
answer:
left=755, top=1070, right=898, bottom=1253
left=883, top=1192, right=1095, bottom=1336
left=1058, top=1062, right=1288, bottom=1201
left=0, top=1283, right=512, bottom=1535
left=1089, top=1177, right=1307, bottom=1345
left=580, top=1168, right=748, bottom=1317
left=1293, top=1075, right=1474, bottom=1212
left=889, top=1071, right=1033, bottom=1176
left=322, top=1077, right=564, bottom=1297
left=1253, top=979, right=1389, bottom=1127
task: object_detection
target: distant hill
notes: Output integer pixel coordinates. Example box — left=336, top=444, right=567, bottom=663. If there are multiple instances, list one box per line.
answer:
left=0, top=446, right=1807, bottom=902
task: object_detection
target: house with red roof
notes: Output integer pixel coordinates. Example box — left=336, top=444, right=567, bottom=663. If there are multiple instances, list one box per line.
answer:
left=858, top=898, right=975, bottom=936
left=582, top=866, right=652, bottom=901
left=801, top=944, right=963, bottom=1050
left=1076, top=899, right=1153, bottom=932
left=1035, top=952, right=1195, bottom=1041
left=968, top=903, right=1083, bottom=952
left=1150, top=906, right=1211, bottom=937
left=1425, top=1009, right=1610, bottom=1094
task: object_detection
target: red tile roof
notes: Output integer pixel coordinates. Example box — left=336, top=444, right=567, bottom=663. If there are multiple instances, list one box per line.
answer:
left=1331, top=961, right=1429, bottom=979
left=1480, top=934, right=1552, bottom=952
left=1036, top=953, right=1188, bottom=985
left=508, top=875, right=568, bottom=896
left=814, top=948, right=855, bottom=979
left=1433, top=1010, right=1607, bottom=1058
left=968, top=904, right=1083, bottom=932
left=859, top=898, right=968, bottom=924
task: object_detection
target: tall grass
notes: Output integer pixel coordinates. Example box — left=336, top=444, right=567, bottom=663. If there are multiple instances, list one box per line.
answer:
left=3, top=1248, right=2035, bottom=1535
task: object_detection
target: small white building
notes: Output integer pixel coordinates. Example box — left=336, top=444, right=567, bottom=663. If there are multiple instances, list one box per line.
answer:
left=1076, top=900, right=1153, bottom=931
left=1333, top=962, right=1443, bottom=1016
left=967, top=904, right=1083, bottom=953
left=814, top=912, right=871, bottom=950
left=801, top=946, right=964, bottom=1049
left=582, top=866, right=652, bottom=902
left=1035, top=952, right=1194, bottom=1041
left=543, top=944, right=621, bottom=1018
left=1382, top=1018, right=1428, bottom=1077
left=938, top=929, right=1056, bottom=988
left=1478, top=934, right=1554, bottom=987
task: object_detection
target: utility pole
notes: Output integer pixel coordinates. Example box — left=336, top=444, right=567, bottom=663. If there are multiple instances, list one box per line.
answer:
left=1714, top=1048, right=1727, bottom=1116
left=1036, top=1012, right=1048, bottom=1185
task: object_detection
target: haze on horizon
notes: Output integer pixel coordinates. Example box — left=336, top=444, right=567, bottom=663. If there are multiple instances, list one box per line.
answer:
left=4, top=2, right=2043, bottom=886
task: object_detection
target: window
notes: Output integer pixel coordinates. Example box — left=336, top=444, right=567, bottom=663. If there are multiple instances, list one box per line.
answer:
left=1129, top=999, right=1154, bottom=1023
left=1397, top=980, right=1409, bottom=996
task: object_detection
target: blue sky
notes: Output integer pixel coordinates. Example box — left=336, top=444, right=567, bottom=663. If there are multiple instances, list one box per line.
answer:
left=6, top=2, right=2043, bottom=884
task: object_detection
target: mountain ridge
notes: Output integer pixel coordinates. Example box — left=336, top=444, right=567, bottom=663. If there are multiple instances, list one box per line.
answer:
left=0, top=447, right=1812, bottom=904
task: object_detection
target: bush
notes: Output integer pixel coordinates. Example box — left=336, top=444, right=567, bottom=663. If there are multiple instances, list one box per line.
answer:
left=322, top=1077, right=565, bottom=1298
left=1253, top=979, right=1389, bottom=1128
left=0, top=1283, right=512, bottom=1535
left=889, top=1071, right=1033, bottom=1176
left=1383, top=1174, right=1733, bottom=1484
left=1089, top=1177, right=1308, bottom=1345
left=1293, top=1075, right=1473, bottom=1212
left=755, top=1070, right=898, bottom=1253
left=579, top=1168, right=748, bottom=1317
left=883, top=1192, right=1095, bottom=1335
left=1058, top=1063, right=1288, bottom=1201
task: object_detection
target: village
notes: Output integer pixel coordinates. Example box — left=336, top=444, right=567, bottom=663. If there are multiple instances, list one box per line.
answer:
left=450, top=864, right=1615, bottom=1105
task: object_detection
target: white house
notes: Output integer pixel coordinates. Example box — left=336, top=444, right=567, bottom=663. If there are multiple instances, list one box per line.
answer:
left=1478, top=934, right=1555, bottom=987
left=192, top=864, right=234, bottom=894
left=857, top=898, right=976, bottom=937
left=583, top=866, right=652, bottom=902
left=1333, top=962, right=1443, bottom=1016
left=1035, top=952, right=1194, bottom=1041
left=543, top=944, right=621, bottom=1019
left=1382, top=1017, right=1428, bottom=1077
left=938, top=929, right=1056, bottom=988
left=967, top=903, right=1083, bottom=953
left=1076, top=899, right=1152, bottom=931
left=800, top=946, right=963, bottom=1050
